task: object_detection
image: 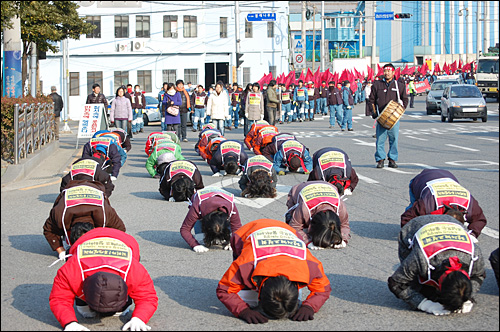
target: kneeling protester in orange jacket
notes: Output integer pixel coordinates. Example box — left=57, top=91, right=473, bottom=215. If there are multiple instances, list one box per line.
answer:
left=216, top=219, right=331, bottom=324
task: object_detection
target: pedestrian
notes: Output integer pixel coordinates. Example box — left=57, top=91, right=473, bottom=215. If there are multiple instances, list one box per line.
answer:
left=60, top=156, right=115, bottom=197
left=205, top=85, right=215, bottom=124
left=162, top=82, right=182, bottom=138
left=388, top=214, right=486, bottom=315
left=208, top=139, right=248, bottom=177
left=260, top=132, right=296, bottom=161
left=159, top=159, right=204, bottom=201
left=306, top=81, right=316, bottom=121
left=185, top=81, right=194, bottom=94
left=190, top=85, right=208, bottom=132
left=230, top=83, right=241, bottom=129
left=293, top=80, right=308, bottom=122
left=216, top=218, right=331, bottom=324
left=280, top=83, right=293, bottom=124
left=43, top=179, right=126, bottom=261
left=317, top=81, right=328, bottom=115
left=131, top=84, right=146, bottom=134
left=341, top=81, right=354, bottom=131
left=109, top=86, right=132, bottom=140
left=401, top=169, right=487, bottom=241
left=286, top=181, right=350, bottom=249
left=180, top=186, right=242, bottom=252
left=176, top=79, right=192, bottom=142
left=272, top=138, right=313, bottom=175
left=122, top=84, right=134, bottom=140
left=408, top=78, right=416, bottom=108
left=49, top=86, right=63, bottom=140
left=239, top=155, right=278, bottom=198
left=245, top=83, right=265, bottom=132
left=86, top=83, right=109, bottom=109
left=81, top=136, right=122, bottom=181
left=288, top=83, right=296, bottom=122
left=207, top=81, right=230, bottom=136
left=158, top=82, right=168, bottom=131
left=327, top=81, right=343, bottom=129
left=368, top=63, right=408, bottom=168
left=307, top=147, right=359, bottom=196
left=240, top=83, right=253, bottom=136
left=266, top=80, right=280, bottom=126
left=145, top=140, right=184, bottom=178
left=364, top=80, right=373, bottom=116
left=261, top=84, right=269, bottom=122
left=49, top=227, right=158, bottom=331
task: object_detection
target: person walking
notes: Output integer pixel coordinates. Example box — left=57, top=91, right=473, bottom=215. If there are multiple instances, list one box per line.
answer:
left=317, top=81, right=328, bottom=115
left=245, top=83, right=265, bottom=130
left=176, top=79, right=192, bottom=142
left=131, top=84, right=146, bottom=135
left=109, top=86, right=132, bottom=138
left=206, top=82, right=230, bottom=136
left=158, top=82, right=168, bottom=131
left=293, top=80, right=308, bottom=122
left=265, top=80, right=280, bottom=126
left=280, top=83, right=293, bottom=124
left=368, top=63, right=408, bottom=169
left=230, top=83, right=241, bottom=129
left=50, top=86, right=63, bottom=140
left=190, top=85, right=208, bottom=132
left=85, top=83, right=108, bottom=109
left=327, top=81, right=343, bottom=129
left=341, top=81, right=354, bottom=132
left=163, top=83, right=182, bottom=137
left=408, top=78, right=416, bottom=108
left=240, top=83, right=253, bottom=136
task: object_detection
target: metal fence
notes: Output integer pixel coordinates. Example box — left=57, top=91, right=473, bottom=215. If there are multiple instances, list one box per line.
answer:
left=13, top=102, right=56, bottom=165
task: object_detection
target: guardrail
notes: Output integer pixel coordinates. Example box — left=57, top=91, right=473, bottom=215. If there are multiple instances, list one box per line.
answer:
left=13, top=102, right=56, bottom=165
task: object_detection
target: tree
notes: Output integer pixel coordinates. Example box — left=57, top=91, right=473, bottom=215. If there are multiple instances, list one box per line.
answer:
left=1, top=1, right=20, bottom=31
left=15, top=1, right=95, bottom=95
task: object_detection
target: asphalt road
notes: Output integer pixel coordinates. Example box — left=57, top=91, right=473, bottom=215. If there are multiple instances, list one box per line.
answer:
left=1, top=95, right=499, bottom=331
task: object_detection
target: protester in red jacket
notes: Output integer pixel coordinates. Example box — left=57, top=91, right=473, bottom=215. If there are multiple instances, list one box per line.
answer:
left=49, top=227, right=158, bottom=331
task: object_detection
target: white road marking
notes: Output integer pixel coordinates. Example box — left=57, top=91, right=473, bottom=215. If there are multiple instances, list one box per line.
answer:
left=405, top=135, right=428, bottom=141
left=446, top=160, right=499, bottom=167
left=352, top=139, right=376, bottom=147
left=476, top=137, right=499, bottom=143
left=384, top=168, right=416, bottom=174
left=356, top=173, right=380, bottom=184
left=467, top=168, right=499, bottom=172
left=482, top=227, right=499, bottom=239
left=397, top=163, right=439, bottom=169
left=445, top=144, right=480, bottom=152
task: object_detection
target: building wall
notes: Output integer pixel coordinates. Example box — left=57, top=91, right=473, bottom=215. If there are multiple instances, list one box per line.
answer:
left=40, top=1, right=288, bottom=120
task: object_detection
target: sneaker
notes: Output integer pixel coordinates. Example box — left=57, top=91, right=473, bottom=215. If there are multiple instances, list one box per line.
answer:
left=372, top=134, right=377, bottom=138
left=299, top=118, right=303, bottom=122
left=192, top=128, right=197, bottom=132
left=388, top=159, right=398, bottom=168
left=341, top=129, right=345, bottom=132
left=130, top=137, right=135, bottom=141
left=140, top=128, right=144, bottom=133
left=376, top=160, right=384, bottom=168
left=182, top=138, right=188, bottom=142
left=348, top=128, right=353, bottom=131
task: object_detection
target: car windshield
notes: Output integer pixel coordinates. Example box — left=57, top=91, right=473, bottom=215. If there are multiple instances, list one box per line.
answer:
left=477, top=59, right=499, bottom=74
left=450, top=86, right=483, bottom=98
left=145, top=96, right=158, bottom=105
left=431, top=82, right=455, bottom=91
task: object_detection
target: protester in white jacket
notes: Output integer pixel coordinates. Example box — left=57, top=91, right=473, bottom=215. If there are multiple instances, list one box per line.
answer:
left=207, top=82, right=230, bottom=136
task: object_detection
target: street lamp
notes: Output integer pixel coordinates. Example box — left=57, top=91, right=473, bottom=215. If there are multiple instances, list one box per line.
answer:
left=458, top=8, right=469, bottom=61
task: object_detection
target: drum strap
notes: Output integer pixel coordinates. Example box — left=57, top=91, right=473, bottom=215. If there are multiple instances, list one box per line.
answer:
left=394, top=80, right=403, bottom=106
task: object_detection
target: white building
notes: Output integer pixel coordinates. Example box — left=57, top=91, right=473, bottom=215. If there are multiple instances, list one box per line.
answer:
left=40, top=1, right=289, bottom=120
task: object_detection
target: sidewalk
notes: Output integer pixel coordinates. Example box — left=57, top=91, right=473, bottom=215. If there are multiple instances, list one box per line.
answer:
left=1, top=120, right=82, bottom=191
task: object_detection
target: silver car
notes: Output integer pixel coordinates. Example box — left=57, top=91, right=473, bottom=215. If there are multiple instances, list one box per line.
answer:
left=440, top=84, right=488, bottom=122
left=426, top=79, right=461, bottom=115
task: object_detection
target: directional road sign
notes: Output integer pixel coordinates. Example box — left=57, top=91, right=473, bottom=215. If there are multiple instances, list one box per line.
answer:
left=247, top=13, right=276, bottom=22
left=375, top=12, right=394, bottom=20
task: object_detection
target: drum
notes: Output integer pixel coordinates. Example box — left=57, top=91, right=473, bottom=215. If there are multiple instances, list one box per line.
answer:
left=377, top=100, right=405, bottom=130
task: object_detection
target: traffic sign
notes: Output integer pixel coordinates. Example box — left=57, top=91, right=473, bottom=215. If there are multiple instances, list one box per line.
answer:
left=295, top=40, right=303, bottom=49
left=247, top=13, right=276, bottom=22
left=295, top=54, right=304, bottom=63
left=375, top=12, right=394, bottom=20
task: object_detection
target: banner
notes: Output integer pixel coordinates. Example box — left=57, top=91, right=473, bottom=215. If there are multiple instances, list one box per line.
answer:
left=406, top=79, right=431, bottom=95
left=77, top=104, right=107, bottom=139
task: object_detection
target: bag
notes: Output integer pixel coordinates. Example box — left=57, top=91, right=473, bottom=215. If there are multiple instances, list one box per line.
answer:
left=167, top=106, right=179, bottom=116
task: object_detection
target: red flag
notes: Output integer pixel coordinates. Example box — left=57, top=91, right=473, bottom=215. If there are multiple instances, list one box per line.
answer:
left=305, top=68, right=313, bottom=83
left=401, top=64, right=409, bottom=75
left=433, top=63, right=441, bottom=74
left=313, top=67, right=321, bottom=86
left=348, top=70, right=357, bottom=94
left=321, top=68, right=331, bottom=84
left=443, top=62, right=449, bottom=74
left=419, top=62, right=428, bottom=75
left=297, top=71, right=306, bottom=85
left=394, top=67, right=401, bottom=80
left=285, top=71, right=295, bottom=88
left=450, top=60, right=457, bottom=73
left=367, top=65, right=374, bottom=81
left=458, top=59, right=463, bottom=70
left=332, top=71, right=339, bottom=85
left=376, top=64, right=384, bottom=77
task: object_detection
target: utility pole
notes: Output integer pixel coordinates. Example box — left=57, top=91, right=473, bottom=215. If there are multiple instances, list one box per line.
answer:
left=2, top=14, right=22, bottom=97
left=30, top=43, right=37, bottom=97
left=483, top=1, right=488, bottom=55
left=301, top=1, right=306, bottom=73
left=476, top=2, right=480, bottom=63
left=62, top=39, right=71, bottom=132
left=359, top=15, right=363, bottom=59
left=371, top=1, right=377, bottom=70
left=235, top=1, right=241, bottom=85
left=320, top=1, right=325, bottom=71
left=312, top=4, right=316, bottom=72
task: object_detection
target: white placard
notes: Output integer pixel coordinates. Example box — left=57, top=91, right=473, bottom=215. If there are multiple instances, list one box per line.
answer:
left=77, top=104, right=106, bottom=139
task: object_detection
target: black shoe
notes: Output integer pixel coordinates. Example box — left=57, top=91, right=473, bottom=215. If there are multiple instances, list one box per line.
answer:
left=388, top=159, right=398, bottom=168
left=192, top=129, right=197, bottom=132
left=372, top=134, right=376, bottom=138
left=140, top=128, right=144, bottom=133
left=376, top=160, right=384, bottom=168
left=348, top=128, right=353, bottom=131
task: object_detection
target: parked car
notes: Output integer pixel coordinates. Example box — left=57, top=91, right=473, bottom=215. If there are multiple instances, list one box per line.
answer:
left=106, top=95, right=161, bottom=126
left=426, top=78, right=463, bottom=115
left=440, top=84, right=487, bottom=122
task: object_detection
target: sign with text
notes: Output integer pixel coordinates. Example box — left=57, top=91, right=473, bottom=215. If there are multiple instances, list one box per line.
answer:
left=247, top=13, right=276, bottom=22
left=375, top=12, right=394, bottom=20
left=77, top=104, right=107, bottom=139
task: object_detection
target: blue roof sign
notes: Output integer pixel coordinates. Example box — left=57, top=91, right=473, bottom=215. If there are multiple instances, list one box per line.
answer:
left=247, top=13, right=276, bottom=22
left=375, top=12, right=394, bottom=20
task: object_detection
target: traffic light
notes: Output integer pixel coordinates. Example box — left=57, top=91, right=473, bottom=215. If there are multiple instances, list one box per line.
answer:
left=236, top=53, right=244, bottom=68
left=394, top=13, right=412, bottom=19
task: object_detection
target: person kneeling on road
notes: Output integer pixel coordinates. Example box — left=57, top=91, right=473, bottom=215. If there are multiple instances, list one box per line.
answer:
left=158, top=160, right=204, bottom=202
left=272, top=139, right=313, bottom=176
left=388, top=214, right=486, bottom=316
left=216, top=218, right=331, bottom=324
left=49, top=227, right=158, bottom=331
left=82, top=137, right=122, bottom=181
left=180, top=186, right=241, bottom=252
left=286, top=181, right=350, bottom=249
left=239, top=155, right=277, bottom=198
left=209, top=139, right=248, bottom=177
left=145, top=140, right=184, bottom=178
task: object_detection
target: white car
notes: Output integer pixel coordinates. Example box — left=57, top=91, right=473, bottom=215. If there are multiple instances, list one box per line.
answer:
left=106, top=95, right=161, bottom=126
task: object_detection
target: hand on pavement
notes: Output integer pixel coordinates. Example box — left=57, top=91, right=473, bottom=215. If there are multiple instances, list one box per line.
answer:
left=418, top=299, right=450, bottom=316
left=193, top=245, right=209, bottom=253
left=307, top=243, right=324, bottom=250
left=64, top=322, right=90, bottom=331
left=122, top=317, right=151, bottom=331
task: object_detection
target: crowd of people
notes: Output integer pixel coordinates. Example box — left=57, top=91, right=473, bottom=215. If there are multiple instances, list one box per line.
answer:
left=41, top=63, right=498, bottom=331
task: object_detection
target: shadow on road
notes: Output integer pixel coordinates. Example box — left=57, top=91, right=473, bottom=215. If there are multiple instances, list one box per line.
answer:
left=38, top=193, right=60, bottom=203
left=127, top=163, right=147, bottom=168
left=349, top=220, right=399, bottom=241
left=129, top=191, right=165, bottom=200
left=9, top=234, right=54, bottom=257
left=137, top=230, right=187, bottom=249
left=11, top=283, right=61, bottom=328
left=153, top=276, right=227, bottom=315
left=121, top=172, right=153, bottom=178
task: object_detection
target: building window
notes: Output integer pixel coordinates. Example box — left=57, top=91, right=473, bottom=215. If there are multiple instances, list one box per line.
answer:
left=245, top=20, right=253, bottom=38
left=86, top=16, right=101, bottom=38
left=269, top=66, right=276, bottom=78
left=339, top=17, right=351, bottom=28
left=87, top=71, right=103, bottom=95
left=325, top=17, right=336, bottom=28
left=137, top=70, right=152, bottom=93
left=267, top=22, right=274, bottom=38
left=243, top=67, right=251, bottom=86
left=184, top=69, right=198, bottom=85
left=114, top=71, right=129, bottom=91
left=163, top=69, right=177, bottom=83
left=115, top=15, right=129, bottom=38
left=69, top=72, right=80, bottom=96
left=163, top=15, right=178, bottom=38
left=220, top=17, right=228, bottom=38
left=183, top=16, right=197, bottom=38
left=136, top=15, right=150, bottom=38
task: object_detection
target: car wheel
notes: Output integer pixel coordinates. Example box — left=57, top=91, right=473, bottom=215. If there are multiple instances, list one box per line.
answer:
left=482, top=115, right=487, bottom=122
left=143, top=114, right=149, bottom=126
left=447, top=111, right=454, bottom=123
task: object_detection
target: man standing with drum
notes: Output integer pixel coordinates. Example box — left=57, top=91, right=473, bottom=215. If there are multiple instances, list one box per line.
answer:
left=368, top=63, right=408, bottom=168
